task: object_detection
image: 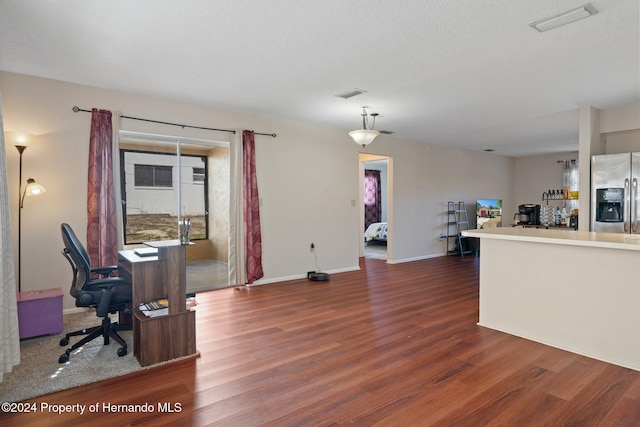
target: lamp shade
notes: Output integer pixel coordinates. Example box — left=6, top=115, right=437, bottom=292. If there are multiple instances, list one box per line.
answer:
left=349, top=129, right=379, bottom=147
left=5, top=131, right=37, bottom=147
left=24, top=178, right=46, bottom=197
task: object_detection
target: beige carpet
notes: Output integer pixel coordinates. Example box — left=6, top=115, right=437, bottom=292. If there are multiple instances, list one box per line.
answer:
left=0, top=310, right=141, bottom=402
left=0, top=263, right=220, bottom=402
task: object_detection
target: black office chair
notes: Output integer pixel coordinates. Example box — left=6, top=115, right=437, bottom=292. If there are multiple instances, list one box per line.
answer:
left=58, top=223, right=132, bottom=363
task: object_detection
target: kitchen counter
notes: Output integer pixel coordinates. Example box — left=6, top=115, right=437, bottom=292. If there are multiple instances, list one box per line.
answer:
left=511, top=223, right=577, bottom=231
left=461, top=227, right=640, bottom=371
left=463, top=227, right=640, bottom=251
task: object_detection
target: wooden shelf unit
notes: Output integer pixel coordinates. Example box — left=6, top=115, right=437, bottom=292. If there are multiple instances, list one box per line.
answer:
left=118, top=240, right=197, bottom=367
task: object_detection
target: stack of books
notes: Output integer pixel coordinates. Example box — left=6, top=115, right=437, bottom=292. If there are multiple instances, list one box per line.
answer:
left=138, top=298, right=169, bottom=317
left=138, top=296, right=198, bottom=317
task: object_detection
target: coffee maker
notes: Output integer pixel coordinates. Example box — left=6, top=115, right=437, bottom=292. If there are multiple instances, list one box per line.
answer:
left=515, top=204, right=541, bottom=225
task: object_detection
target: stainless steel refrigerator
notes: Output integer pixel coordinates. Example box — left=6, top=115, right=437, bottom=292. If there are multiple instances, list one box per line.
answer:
left=591, top=152, right=640, bottom=233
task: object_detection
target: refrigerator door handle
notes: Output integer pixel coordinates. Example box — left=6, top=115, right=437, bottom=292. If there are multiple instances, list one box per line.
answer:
left=633, top=178, right=638, bottom=233
left=624, top=178, right=630, bottom=232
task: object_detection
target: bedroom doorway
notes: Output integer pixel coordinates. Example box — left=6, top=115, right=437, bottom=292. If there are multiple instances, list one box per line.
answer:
left=359, top=154, right=391, bottom=261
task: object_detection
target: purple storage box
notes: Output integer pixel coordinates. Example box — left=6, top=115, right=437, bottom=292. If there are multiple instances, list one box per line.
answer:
left=17, top=287, right=63, bottom=339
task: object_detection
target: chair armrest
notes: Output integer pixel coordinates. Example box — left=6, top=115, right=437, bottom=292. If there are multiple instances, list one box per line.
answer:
left=89, top=277, right=130, bottom=316
left=91, top=265, right=119, bottom=277
left=86, top=277, right=129, bottom=291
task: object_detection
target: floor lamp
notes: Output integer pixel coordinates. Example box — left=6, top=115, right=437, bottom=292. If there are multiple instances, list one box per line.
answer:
left=5, top=132, right=46, bottom=293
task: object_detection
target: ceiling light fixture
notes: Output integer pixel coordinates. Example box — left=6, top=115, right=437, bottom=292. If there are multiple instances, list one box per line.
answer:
left=349, top=107, right=379, bottom=147
left=530, top=3, right=597, bottom=32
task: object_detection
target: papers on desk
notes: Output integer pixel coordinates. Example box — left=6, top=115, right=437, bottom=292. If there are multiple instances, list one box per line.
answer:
left=134, top=247, right=158, bottom=257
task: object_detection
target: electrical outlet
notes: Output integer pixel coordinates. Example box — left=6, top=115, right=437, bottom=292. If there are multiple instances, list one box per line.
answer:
left=310, top=243, right=315, bottom=252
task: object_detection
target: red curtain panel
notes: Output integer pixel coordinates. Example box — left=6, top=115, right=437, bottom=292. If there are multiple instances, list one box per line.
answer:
left=364, top=169, right=382, bottom=230
left=243, top=130, right=264, bottom=284
left=87, top=108, right=117, bottom=271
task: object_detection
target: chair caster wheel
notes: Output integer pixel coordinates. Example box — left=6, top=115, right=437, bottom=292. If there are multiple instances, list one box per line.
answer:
left=59, top=354, right=69, bottom=363
left=117, top=347, right=127, bottom=357
left=60, top=338, right=69, bottom=346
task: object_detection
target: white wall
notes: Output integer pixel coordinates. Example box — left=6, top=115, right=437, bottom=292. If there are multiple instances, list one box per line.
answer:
left=600, top=104, right=640, bottom=134
left=369, top=139, right=515, bottom=262
left=1, top=71, right=516, bottom=308
left=602, top=129, right=640, bottom=154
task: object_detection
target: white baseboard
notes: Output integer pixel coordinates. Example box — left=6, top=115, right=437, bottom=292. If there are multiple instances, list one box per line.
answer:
left=477, top=322, right=640, bottom=372
left=387, top=253, right=443, bottom=264
left=248, top=265, right=361, bottom=286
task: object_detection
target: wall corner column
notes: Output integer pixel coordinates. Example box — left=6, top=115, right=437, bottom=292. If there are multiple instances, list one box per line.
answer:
left=578, top=106, right=601, bottom=231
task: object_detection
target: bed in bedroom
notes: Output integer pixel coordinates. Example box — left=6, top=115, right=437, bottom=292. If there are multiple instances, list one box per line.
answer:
left=364, top=222, right=388, bottom=243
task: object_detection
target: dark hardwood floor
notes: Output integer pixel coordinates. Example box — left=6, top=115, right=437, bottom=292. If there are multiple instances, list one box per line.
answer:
left=3, top=256, right=640, bottom=426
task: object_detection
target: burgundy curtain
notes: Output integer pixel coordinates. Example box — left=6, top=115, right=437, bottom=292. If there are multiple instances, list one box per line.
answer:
left=87, top=109, right=117, bottom=269
left=243, top=130, right=264, bottom=283
left=364, top=169, right=382, bottom=230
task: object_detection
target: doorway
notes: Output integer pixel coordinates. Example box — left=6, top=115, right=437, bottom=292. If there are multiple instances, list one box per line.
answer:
left=359, top=154, right=392, bottom=261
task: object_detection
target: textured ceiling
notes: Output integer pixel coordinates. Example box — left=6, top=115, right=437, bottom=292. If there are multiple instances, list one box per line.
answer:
left=1, top=0, right=638, bottom=156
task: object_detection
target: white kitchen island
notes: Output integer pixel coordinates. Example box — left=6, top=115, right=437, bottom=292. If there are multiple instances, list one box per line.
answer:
left=462, top=227, right=640, bottom=371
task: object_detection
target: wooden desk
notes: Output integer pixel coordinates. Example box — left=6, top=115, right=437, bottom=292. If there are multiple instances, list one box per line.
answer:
left=118, top=241, right=197, bottom=366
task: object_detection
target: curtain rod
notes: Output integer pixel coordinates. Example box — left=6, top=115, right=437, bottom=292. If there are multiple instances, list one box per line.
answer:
left=72, top=106, right=276, bottom=137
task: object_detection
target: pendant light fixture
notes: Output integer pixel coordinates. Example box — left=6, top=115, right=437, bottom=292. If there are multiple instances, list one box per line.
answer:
left=349, top=107, right=379, bottom=147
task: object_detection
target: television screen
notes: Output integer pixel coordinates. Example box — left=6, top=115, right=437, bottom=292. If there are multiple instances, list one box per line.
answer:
left=476, top=199, right=502, bottom=229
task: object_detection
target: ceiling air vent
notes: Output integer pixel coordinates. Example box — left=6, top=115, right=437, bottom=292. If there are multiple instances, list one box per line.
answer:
left=335, top=89, right=366, bottom=99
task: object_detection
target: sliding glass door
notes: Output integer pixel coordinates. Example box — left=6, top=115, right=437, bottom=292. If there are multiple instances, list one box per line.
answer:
left=118, top=131, right=231, bottom=291
left=120, top=149, right=208, bottom=244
